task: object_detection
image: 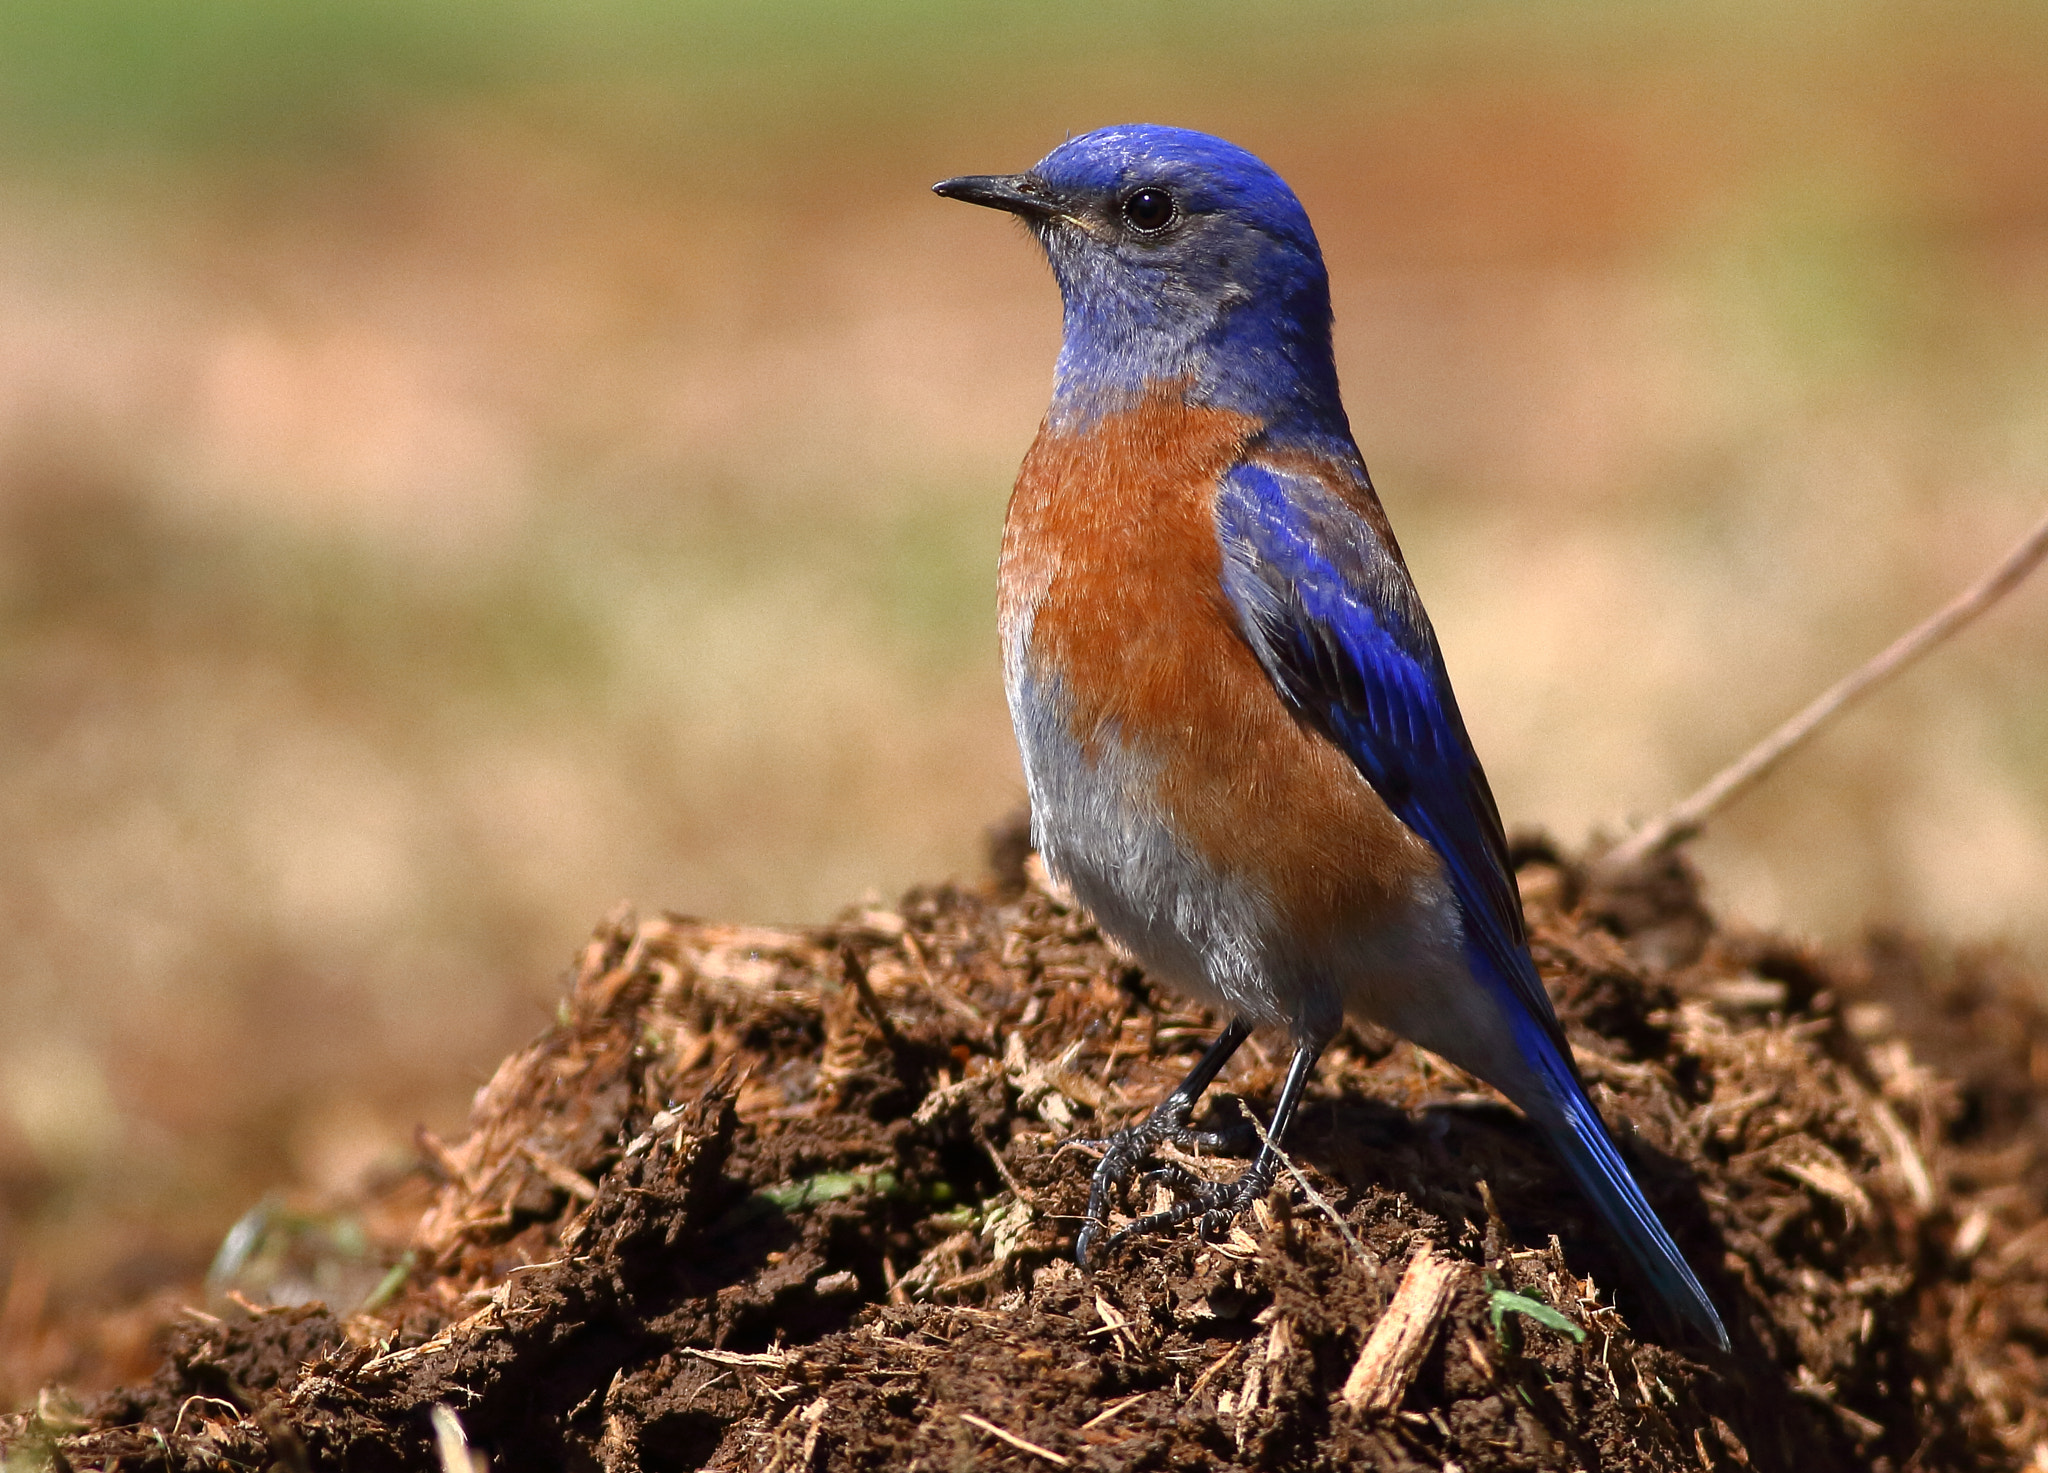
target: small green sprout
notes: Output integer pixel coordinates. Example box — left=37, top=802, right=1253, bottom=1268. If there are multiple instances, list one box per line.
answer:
left=757, top=1169, right=901, bottom=1212
left=1488, top=1288, right=1588, bottom=1345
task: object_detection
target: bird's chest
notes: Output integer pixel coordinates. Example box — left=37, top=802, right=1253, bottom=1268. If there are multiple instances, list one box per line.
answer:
left=995, top=394, right=1439, bottom=984
left=997, top=397, right=1259, bottom=830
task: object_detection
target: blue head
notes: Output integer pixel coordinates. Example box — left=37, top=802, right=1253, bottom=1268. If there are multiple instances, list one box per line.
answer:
left=936, top=125, right=1346, bottom=440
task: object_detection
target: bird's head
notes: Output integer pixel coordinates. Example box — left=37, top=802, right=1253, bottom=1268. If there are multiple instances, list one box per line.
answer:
left=936, top=125, right=1342, bottom=433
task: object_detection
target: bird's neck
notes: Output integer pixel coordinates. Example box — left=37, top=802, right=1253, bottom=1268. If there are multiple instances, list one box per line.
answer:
left=1048, top=284, right=1349, bottom=449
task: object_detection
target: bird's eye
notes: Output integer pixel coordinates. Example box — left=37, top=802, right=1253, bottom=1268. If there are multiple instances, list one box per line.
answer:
left=1121, top=187, right=1178, bottom=234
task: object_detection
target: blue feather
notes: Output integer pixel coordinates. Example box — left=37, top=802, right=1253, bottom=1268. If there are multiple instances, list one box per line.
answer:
left=1216, top=457, right=1729, bottom=1350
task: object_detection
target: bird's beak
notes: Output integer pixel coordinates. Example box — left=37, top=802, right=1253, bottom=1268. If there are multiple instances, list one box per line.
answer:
left=932, top=173, right=1065, bottom=221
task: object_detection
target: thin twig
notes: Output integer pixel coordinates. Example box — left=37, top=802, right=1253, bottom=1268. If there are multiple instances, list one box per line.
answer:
left=1077, top=1392, right=1147, bottom=1430
left=972, top=1120, right=1036, bottom=1204
left=1244, top=1110, right=1374, bottom=1266
left=1186, top=1342, right=1246, bottom=1400
left=677, top=1345, right=792, bottom=1370
left=1604, top=507, right=2048, bottom=872
left=840, top=944, right=910, bottom=1055
left=957, top=1411, right=1071, bottom=1466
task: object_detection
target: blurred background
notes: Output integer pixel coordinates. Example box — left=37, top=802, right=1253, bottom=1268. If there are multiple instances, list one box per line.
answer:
left=2, top=0, right=2046, bottom=1393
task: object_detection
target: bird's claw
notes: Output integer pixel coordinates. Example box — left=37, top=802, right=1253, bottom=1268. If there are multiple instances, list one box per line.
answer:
left=1075, top=1104, right=1266, bottom=1266
left=1106, top=1155, right=1280, bottom=1254
left=1069, top=1123, right=1247, bottom=1158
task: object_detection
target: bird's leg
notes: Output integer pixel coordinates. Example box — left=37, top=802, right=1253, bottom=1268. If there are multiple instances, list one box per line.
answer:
left=1075, top=1019, right=1251, bottom=1266
left=1106, top=1037, right=1325, bottom=1251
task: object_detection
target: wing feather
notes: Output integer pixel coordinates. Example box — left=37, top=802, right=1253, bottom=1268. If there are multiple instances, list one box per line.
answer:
left=1214, top=458, right=1567, bottom=1058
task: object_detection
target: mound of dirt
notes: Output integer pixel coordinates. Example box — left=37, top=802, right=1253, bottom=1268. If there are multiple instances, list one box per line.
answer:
left=10, top=840, right=2048, bottom=1470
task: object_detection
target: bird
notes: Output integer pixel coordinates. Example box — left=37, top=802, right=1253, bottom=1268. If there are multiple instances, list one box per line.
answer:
left=932, top=124, right=1727, bottom=1351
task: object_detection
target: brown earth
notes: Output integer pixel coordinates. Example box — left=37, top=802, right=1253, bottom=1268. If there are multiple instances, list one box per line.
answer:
left=8, top=832, right=2048, bottom=1471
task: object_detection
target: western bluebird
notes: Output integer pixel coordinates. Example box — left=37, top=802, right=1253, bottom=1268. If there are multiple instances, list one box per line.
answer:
left=935, top=124, right=1727, bottom=1350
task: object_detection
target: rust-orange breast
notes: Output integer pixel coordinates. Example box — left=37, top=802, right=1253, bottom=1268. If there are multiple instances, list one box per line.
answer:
left=998, top=387, right=1441, bottom=940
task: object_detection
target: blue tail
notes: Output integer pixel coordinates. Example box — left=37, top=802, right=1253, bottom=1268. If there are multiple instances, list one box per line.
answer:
left=1517, top=1018, right=1729, bottom=1351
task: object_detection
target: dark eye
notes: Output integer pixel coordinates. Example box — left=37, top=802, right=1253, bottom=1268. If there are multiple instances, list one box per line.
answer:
left=1121, top=187, right=1177, bottom=234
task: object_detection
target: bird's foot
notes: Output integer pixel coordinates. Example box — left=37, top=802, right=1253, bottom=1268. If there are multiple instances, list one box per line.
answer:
left=1073, top=1100, right=1257, bottom=1266
left=1107, top=1155, right=1281, bottom=1250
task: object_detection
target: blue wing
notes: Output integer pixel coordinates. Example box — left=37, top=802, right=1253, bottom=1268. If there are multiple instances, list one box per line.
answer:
left=1212, top=457, right=1566, bottom=1059
left=1214, top=455, right=1729, bottom=1350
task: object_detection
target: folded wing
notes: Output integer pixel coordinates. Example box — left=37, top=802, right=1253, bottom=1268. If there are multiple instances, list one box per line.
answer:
left=1214, top=455, right=1730, bottom=1350
left=1212, top=456, right=1562, bottom=1053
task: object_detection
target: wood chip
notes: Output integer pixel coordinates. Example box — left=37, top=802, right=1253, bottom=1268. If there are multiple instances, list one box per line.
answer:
left=1780, top=1156, right=1873, bottom=1224
left=1089, top=1291, right=1134, bottom=1353
left=429, top=1405, right=476, bottom=1473
left=1341, top=1245, right=1472, bottom=1413
left=798, top=1395, right=830, bottom=1467
left=519, top=1143, right=599, bottom=1202
left=1864, top=1092, right=1937, bottom=1213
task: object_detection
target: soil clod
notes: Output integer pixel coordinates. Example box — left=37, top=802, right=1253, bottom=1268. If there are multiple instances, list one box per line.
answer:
left=11, top=848, right=2048, bottom=1469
